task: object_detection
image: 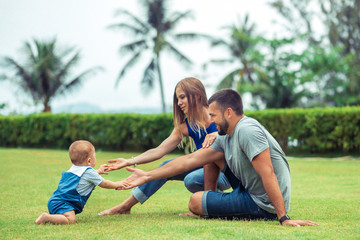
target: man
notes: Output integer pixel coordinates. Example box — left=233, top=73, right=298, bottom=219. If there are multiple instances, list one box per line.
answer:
left=120, top=89, right=317, bottom=227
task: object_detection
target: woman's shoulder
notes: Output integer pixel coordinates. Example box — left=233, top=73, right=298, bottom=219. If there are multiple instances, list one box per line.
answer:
left=178, top=121, right=189, bottom=137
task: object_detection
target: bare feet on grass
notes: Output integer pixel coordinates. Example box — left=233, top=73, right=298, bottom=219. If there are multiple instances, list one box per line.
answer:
left=98, top=195, right=138, bottom=216
left=179, top=212, right=198, bottom=217
left=35, top=212, right=50, bottom=225
left=98, top=206, right=131, bottom=216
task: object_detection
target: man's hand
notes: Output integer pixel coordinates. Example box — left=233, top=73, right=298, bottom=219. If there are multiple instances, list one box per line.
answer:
left=202, top=132, right=218, bottom=148
left=115, top=167, right=149, bottom=190
left=282, top=219, right=318, bottom=227
left=105, top=158, right=130, bottom=172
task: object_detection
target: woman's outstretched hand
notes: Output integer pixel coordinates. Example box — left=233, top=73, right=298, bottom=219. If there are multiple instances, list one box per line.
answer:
left=105, top=158, right=130, bottom=172
left=116, top=167, right=149, bottom=190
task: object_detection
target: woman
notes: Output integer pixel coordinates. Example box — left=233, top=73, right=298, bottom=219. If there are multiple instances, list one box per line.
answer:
left=99, top=77, right=230, bottom=216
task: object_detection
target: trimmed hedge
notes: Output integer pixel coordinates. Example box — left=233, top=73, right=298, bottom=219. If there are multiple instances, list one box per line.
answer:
left=246, top=107, right=360, bottom=153
left=0, top=113, right=173, bottom=151
left=0, top=107, right=359, bottom=153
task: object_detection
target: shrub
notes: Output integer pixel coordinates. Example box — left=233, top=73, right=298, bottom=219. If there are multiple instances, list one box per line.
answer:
left=1, top=107, right=359, bottom=153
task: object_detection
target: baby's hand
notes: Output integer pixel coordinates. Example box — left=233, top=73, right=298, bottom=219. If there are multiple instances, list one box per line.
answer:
left=115, top=180, right=128, bottom=190
left=97, top=164, right=110, bottom=175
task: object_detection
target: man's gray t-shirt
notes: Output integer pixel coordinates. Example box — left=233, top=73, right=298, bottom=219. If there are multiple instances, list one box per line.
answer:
left=211, top=116, right=291, bottom=214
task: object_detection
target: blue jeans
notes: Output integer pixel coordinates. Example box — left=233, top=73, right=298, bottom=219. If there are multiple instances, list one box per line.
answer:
left=132, top=159, right=231, bottom=204
left=202, top=166, right=277, bottom=220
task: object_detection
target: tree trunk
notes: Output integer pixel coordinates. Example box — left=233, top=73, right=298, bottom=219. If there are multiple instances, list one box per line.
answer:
left=156, top=53, right=166, bottom=113
left=43, top=97, right=51, bottom=112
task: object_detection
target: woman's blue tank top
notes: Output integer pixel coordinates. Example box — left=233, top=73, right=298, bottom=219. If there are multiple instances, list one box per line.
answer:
left=185, top=119, right=218, bottom=150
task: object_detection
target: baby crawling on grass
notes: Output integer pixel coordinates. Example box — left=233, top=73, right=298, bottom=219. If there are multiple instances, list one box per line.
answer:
left=35, top=140, right=126, bottom=224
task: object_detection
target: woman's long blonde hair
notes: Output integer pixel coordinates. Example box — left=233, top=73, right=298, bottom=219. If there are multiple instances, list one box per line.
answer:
left=173, top=77, right=209, bottom=150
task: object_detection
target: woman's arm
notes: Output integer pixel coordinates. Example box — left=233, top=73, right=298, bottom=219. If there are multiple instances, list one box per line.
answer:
left=118, top=148, right=225, bottom=189
left=107, top=123, right=188, bottom=171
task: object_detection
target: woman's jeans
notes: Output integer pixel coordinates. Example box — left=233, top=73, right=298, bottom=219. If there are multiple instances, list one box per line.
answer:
left=132, top=158, right=231, bottom=204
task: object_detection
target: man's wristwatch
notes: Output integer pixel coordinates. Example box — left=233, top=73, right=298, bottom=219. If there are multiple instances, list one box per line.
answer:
left=279, top=214, right=291, bottom=224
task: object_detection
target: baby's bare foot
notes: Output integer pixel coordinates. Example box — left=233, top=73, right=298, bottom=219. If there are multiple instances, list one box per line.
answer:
left=35, top=212, right=49, bottom=224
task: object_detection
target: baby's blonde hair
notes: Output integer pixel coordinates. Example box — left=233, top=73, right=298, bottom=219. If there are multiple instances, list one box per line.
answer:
left=69, top=140, right=94, bottom=165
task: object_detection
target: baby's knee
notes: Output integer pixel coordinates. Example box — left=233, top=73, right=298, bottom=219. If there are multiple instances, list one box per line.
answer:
left=63, top=211, right=76, bottom=224
left=67, top=216, right=76, bottom=224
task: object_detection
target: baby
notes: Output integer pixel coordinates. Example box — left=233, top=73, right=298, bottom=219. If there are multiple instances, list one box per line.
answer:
left=35, top=140, right=125, bottom=224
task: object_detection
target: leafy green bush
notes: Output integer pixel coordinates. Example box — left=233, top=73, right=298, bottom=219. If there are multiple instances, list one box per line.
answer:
left=0, top=107, right=359, bottom=153
left=0, top=113, right=173, bottom=151
left=247, top=107, right=360, bottom=153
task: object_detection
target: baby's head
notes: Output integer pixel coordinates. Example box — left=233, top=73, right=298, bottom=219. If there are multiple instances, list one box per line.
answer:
left=69, top=140, right=96, bottom=167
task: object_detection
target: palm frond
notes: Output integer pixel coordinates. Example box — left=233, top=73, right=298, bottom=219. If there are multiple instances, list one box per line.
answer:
left=216, top=69, right=242, bottom=90
left=115, top=51, right=143, bottom=87
left=113, top=9, right=149, bottom=32
left=210, top=38, right=229, bottom=47
left=141, top=58, right=156, bottom=95
left=167, top=10, right=194, bottom=28
left=23, top=41, right=37, bottom=64
left=57, top=66, right=103, bottom=96
left=119, top=40, right=148, bottom=55
left=3, top=57, right=32, bottom=85
left=107, top=23, right=149, bottom=35
left=207, top=59, right=234, bottom=65
left=164, top=42, right=192, bottom=68
left=202, top=59, right=234, bottom=71
left=173, top=33, right=216, bottom=43
left=56, top=52, right=81, bottom=80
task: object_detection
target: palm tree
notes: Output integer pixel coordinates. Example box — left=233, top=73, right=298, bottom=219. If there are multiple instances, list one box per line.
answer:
left=241, top=37, right=312, bottom=109
left=204, top=14, right=265, bottom=91
left=207, top=15, right=308, bottom=109
left=2, top=38, right=102, bottom=112
left=109, top=0, right=212, bottom=113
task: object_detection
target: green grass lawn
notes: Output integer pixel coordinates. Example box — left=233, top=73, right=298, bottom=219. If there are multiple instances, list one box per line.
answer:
left=0, top=148, right=359, bottom=240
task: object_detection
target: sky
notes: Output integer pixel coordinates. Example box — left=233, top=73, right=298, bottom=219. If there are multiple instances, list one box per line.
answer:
left=0, top=0, right=286, bottom=114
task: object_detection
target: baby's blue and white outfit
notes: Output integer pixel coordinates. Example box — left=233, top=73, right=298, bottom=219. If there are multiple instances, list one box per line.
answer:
left=48, top=165, right=104, bottom=215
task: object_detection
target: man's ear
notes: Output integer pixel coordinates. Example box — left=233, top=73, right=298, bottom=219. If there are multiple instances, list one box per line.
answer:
left=225, top=107, right=233, bottom=118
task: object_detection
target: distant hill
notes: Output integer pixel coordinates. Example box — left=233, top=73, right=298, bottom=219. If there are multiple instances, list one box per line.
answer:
left=53, top=102, right=172, bottom=114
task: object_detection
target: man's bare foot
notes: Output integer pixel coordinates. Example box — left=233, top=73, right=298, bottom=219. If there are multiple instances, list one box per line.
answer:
left=35, top=212, right=49, bottom=224
left=179, top=212, right=198, bottom=217
left=98, top=206, right=131, bottom=216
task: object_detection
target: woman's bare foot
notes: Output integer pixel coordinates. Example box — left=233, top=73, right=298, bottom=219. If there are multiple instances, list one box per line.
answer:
left=98, top=205, right=131, bottom=216
left=35, top=212, right=50, bottom=224
left=178, top=212, right=198, bottom=217
left=98, top=195, right=139, bottom=216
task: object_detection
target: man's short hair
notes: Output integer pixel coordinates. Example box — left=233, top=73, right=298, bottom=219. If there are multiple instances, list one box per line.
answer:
left=69, top=140, right=94, bottom=165
left=208, top=89, right=244, bottom=115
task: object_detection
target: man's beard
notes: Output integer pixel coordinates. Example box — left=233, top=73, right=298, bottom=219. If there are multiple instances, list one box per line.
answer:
left=218, top=119, right=229, bottom=136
